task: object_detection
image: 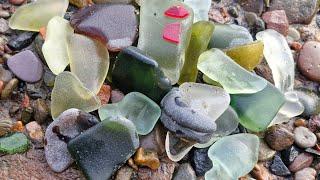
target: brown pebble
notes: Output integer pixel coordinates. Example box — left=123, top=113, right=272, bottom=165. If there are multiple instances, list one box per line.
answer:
left=134, top=147, right=160, bottom=170
left=1, top=78, right=18, bottom=99
left=0, top=80, right=4, bottom=95
left=289, top=153, right=314, bottom=172
left=9, top=0, right=26, bottom=5
left=294, top=118, right=306, bottom=127
left=290, top=42, right=302, bottom=51
left=264, top=125, right=294, bottom=151
left=10, top=121, right=24, bottom=132
left=298, top=41, right=320, bottom=82
left=127, top=158, right=138, bottom=171
left=25, top=121, right=44, bottom=143
left=251, top=163, right=273, bottom=180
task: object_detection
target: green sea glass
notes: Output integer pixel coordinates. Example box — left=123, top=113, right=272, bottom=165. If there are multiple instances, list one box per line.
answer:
left=230, top=82, right=285, bottom=132
left=112, top=46, right=172, bottom=102
left=197, top=48, right=267, bottom=94
left=138, top=0, right=194, bottom=84
left=9, top=0, right=69, bottom=32
left=67, top=117, right=139, bottom=180
left=208, top=24, right=253, bottom=49
left=42, top=16, right=73, bottom=75
left=98, top=92, right=161, bottom=135
left=51, top=72, right=101, bottom=119
left=69, top=34, right=109, bottom=94
left=178, top=21, right=214, bottom=84
left=0, top=133, right=29, bottom=154
left=205, top=134, right=259, bottom=180
left=225, top=41, right=264, bottom=71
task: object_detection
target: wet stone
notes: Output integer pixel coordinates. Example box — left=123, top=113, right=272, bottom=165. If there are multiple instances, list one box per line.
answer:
left=264, top=125, right=294, bottom=151
left=70, top=4, right=138, bottom=51
left=112, top=46, right=172, bottom=102
left=7, top=50, right=43, bottom=83
left=294, top=127, right=317, bottom=148
left=0, top=133, right=29, bottom=154
left=190, top=148, right=212, bottom=176
left=289, top=153, right=314, bottom=172
left=44, top=109, right=99, bottom=172
left=7, top=32, right=37, bottom=51
left=173, top=163, right=196, bottom=180
left=67, top=117, right=139, bottom=180
left=270, top=154, right=291, bottom=176
left=298, top=41, right=320, bottom=83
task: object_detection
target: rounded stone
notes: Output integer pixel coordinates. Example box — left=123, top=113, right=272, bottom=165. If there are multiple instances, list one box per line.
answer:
left=295, top=168, right=316, bottom=180
left=294, top=127, right=317, bottom=148
left=298, top=41, right=320, bottom=82
left=7, top=50, right=43, bottom=83
left=258, top=139, right=276, bottom=161
left=265, top=125, right=294, bottom=151
left=9, top=0, right=26, bottom=5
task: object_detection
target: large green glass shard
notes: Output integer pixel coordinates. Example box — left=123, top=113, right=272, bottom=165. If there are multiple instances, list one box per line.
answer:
left=194, top=107, right=239, bottom=148
left=205, top=134, right=259, bottom=180
left=208, top=24, right=253, bottom=49
left=178, top=21, right=214, bottom=84
left=67, top=117, right=139, bottom=180
left=225, top=41, right=264, bottom=71
left=138, top=0, right=194, bottom=84
left=256, top=29, right=295, bottom=92
left=197, top=48, right=267, bottom=94
left=9, top=0, right=69, bottom=32
left=112, top=46, right=172, bottom=102
left=230, top=82, right=285, bottom=132
left=183, top=0, right=211, bottom=22
left=69, top=34, right=109, bottom=94
left=51, top=72, right=101, bottom=119
left=99, top=92, right=161, bottom=135
left=42, top=16, right=73, bottom=75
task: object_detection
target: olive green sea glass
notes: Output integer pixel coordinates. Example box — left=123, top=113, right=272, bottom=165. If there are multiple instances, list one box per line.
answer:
left=98, top=92, right=161, bottom=135
left=112, top=46, right=172, bottom=102
left=51, top=72, right=101, bottom=119
left=205, top=134, right=259, bottom=180
left=225, top=41, right=264, bottom=71
left=197, top=48, right=267, bottom=94
left=69, top=34, right=109, bottom=94
left=9, top=0, right=69, bottom=32
left=230, top=82, right=285, bottom=132
left=138, top=0, right=194, bottom=84
left=42, top=16, right=73, bottom=75
left=178, top=21, right=214, bottom=84
left=208, top=24, right=253, bottom=49
left=67, top=117, right=139, bottom=180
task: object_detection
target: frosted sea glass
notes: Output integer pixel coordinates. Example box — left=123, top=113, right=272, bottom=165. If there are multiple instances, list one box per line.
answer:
left=9, top=0, right=69, bottom=32
left=225, top=41, right=264, bottom=71
left=256, top=29, right=295, bottom=92
left=198, top=48, right=267, bottom=94
left=231, top=82, right=285, bottom=132
left=205, top=134, right=259, bottom=180
left=51, top=72, right=101, bottom=119
left=165, top=132, right=195, bottom=162
left=178, top=21, right=214, bottom=84
left=208, top=24, right=253, bottom=49
left=183, top=0, right=211, bottom=22
left=42, top=16, right=73, bottom=75
left=98, top=92, right=161, bottom=135
left=69, top=34, right=109, bottom=94
left=138, top=0, right=194, bottom=84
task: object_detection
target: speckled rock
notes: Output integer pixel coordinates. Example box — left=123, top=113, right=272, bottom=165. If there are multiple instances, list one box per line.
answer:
left=262, top=10, right=289, bottom=36
left=265, top=125, right=294, bottom=151
left=237, top=0, right=264, bottom=16
left=190, top=148, right=212, bottom=176
left=281, top=146, right=300, bottom=166
left=294, top=127, right=317, bottom=148
left=7, top=32, right=37, bottom=51
left=269, top=0, right=319, bottom=24
left=289, top=153, right=314, bottom=172
left=298, top=41, right=320, bottom=83
left=295, top=168, right=316, bottom=180
left=138, top=161, right=176, bottom=180
left=270, top=155, right=291, bottom=176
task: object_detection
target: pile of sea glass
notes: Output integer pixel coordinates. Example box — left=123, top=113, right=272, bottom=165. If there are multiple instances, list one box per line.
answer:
left=8, top=0, right=304, bottom=179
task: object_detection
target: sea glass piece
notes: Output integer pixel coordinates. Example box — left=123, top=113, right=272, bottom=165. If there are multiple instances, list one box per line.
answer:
left=9, top=0, right=69, bottom=32
left=51, top=72, right=101, bottom=119
left=161, top=83, right=230, bottom=144
left=0, top=133, right=29, bottom=154
left=165, top=132, right=195, bottom=162
left=98, top=92, right=161, bottom=135
left=42, top=16, right=73, bottom=75
left=183, top=0, right=211, bottom=22
left=208, top=24, right=253, bottom=49
left=69, top=34, right=109, bottom=94
left=164, top=5, right=190, bottom=18
left=70, top=4, right=138, bottom=52
left=67, top=117, right=139, bottom=180
left=163, top=22, right=181, bottom=44
left=225, top=41, right=264, bottom=71
left=230, top=82, right=285, bottom=132
left=138, top=0, right=194, bottom=84
left=194, top=107, right=239, bottom=148
left=178, top=21, right=214, bottom=84
left=256, top=29, right=295, bottom=92
left=205, top=134, right=259, bottom=180
left=198, top=48, right=267, bottom=94
left=112, top=46, right=172, bottom=102
left=45, top=109, right=99, bottom=172
left=270, top=91, right=304, bottom=125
